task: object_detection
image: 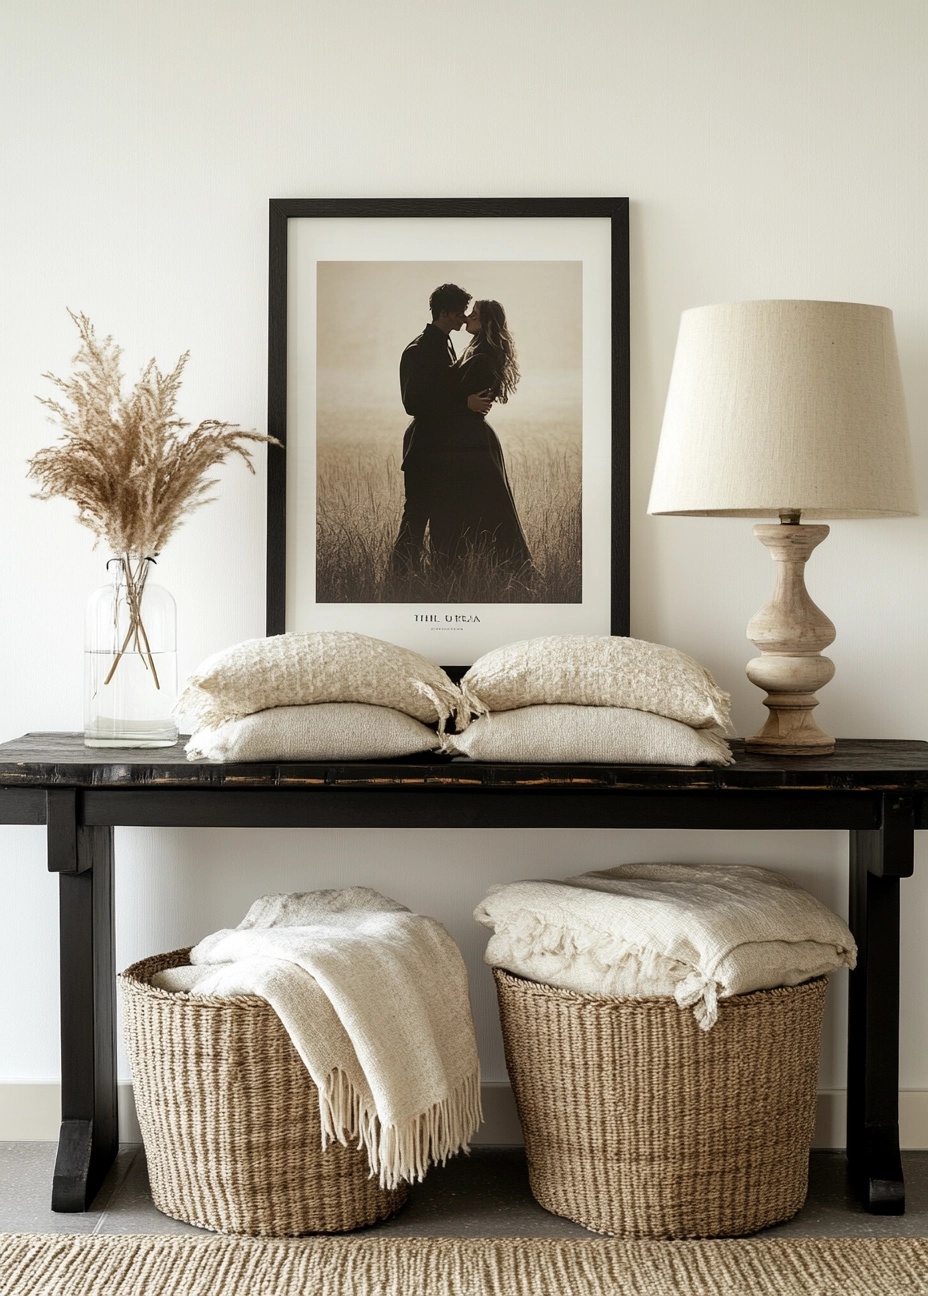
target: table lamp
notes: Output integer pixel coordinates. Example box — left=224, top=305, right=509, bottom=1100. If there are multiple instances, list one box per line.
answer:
left=648, top=299, right=917, bottom=756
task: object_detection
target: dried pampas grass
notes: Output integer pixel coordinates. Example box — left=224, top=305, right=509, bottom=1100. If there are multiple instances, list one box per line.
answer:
left=27, top=310, right=278, bottom=556
left=28, top=312, right=280, bottom=694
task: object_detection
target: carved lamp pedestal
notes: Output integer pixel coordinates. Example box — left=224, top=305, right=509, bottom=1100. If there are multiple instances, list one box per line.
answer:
left=745, top=522, right=836, bottom=756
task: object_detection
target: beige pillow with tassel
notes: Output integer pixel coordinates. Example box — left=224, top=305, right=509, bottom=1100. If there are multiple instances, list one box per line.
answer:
left=175, top=631, right=463, bottom=732
left=186, top=703, right=443, bottom=762
left=459, top=635, right=731, bottom=732
left=444, top=705, right=732, bottom=766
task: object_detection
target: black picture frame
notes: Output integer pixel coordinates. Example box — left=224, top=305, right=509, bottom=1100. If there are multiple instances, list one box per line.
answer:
left=266, top=197, right=629, bottom=669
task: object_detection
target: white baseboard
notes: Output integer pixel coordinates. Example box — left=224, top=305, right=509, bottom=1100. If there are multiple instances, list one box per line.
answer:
left=810, top=1089, right=928, bottom=1151
left=2, top=1082, right=927, bottom=1149
left=0, top=1084, right=143, bottom=1144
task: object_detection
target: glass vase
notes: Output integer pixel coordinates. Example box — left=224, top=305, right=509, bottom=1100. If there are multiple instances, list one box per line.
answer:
left=84, top=556, right=178, bottom=747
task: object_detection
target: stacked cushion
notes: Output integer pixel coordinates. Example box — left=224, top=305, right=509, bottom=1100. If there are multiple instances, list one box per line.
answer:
left=184, top=703, right=443, bottom=762
left=450, top=635, right=733, bottom=766
left=443, top=705, right=732, bottom=765
left=174, top=631, right=460, bottom=762
left=459, top=635, right=731, bottom=730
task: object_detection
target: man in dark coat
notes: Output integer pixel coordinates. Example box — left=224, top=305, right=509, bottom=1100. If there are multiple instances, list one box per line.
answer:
left=390, top=283, right=491, bottom=572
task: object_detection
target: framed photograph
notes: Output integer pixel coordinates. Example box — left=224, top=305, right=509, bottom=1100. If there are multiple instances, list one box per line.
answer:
left=266, top=198, right=629, bottom=671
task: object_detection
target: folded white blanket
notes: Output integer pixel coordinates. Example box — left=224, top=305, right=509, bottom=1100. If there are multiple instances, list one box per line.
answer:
left=474, top=863, right=856, bottom=1029
left=152, top=889, right=482, bottom=1188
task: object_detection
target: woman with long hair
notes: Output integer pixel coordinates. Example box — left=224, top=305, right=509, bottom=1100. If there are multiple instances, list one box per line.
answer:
left=426, top=299, right=532, bottom=584
left=460, top=298, right=521, bottom=404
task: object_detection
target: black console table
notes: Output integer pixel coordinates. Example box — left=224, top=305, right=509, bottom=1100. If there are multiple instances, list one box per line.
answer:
left=0, top=733, right=925, bottom=1216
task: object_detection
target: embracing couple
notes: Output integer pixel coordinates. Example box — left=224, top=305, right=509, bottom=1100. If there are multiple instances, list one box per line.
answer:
left=390, top=283, right=532, bottom=586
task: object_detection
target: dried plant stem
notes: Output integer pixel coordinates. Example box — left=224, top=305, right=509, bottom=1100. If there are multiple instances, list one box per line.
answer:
left=102, top=556, right=161, bottom=689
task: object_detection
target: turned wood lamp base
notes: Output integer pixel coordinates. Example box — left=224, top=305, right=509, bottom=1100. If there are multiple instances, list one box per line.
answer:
left=744, top=517, right=837, bottom=756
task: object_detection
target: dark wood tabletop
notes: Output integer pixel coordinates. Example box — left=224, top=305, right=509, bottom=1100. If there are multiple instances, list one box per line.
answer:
left=2, top=732, right=927, bottom=791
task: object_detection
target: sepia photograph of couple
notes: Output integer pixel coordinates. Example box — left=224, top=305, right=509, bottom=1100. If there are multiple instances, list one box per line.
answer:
left=314, top=260, right=583, bottom=607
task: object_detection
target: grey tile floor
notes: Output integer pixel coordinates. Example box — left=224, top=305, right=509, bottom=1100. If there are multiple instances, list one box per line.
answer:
left=1, top=1143, right=927, bottom=1238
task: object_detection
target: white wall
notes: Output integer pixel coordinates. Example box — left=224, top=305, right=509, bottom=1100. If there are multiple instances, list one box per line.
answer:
left=2, top=0, right=928, bottom=1139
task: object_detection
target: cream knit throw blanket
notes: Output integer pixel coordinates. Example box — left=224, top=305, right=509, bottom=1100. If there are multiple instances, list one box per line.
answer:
left=475, top=863, right=856, bottom=1030
left=152, top=889, right=482, bottom=1188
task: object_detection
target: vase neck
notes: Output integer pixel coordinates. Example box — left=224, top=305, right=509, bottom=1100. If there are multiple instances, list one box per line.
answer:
left=108, top=555, right=155, bottom=582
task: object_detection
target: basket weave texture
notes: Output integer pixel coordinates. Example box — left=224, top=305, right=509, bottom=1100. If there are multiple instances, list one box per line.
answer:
left=120, top=948, right=408, bottom=1236
left=494, top=967, right=827, bottom=1239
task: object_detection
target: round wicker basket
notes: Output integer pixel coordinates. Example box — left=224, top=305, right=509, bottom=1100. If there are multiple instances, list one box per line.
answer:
left=493, top=967, right=828, bottom=1239
left=120, top=948, right=408, bottom=1236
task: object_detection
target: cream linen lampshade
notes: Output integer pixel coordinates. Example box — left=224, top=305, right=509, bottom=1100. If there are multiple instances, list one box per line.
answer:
left=649, top=300, right=917, bottom=755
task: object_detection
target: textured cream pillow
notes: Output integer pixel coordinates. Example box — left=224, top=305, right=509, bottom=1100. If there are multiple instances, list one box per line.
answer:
left=185, top=703, right=443, bottom=762
left=444, top=705, right=732, bottom=765
left=175, top=631, right=462, bottom=731
left=460, top=635, right=731, bottom=731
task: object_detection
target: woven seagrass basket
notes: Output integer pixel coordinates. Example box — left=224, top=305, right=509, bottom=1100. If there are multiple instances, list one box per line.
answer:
left=120, top=948, right=408, bottom=1236
left=494, top=967, right=828, bottom=1239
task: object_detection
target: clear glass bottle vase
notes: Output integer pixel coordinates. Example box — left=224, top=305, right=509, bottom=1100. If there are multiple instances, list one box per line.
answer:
left=84, top=555, right=178, bottom=747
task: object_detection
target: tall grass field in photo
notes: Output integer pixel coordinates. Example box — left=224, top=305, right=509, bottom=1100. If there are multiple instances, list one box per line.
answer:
left=315, top=392, right=581, bottom=605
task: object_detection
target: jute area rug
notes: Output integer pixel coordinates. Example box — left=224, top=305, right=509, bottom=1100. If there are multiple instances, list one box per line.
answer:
left=1, top=1233, right=926, bottom=1296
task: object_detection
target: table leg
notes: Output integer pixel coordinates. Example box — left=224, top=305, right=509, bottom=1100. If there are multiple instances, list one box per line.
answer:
left=46, top=789, right=118, bottom=1211
left=847, top=796, right=913, bottom=1214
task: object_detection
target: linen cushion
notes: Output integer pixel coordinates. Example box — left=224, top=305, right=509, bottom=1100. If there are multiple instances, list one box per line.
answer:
left=474, top=862, right=857, bottom=1030
left=185, top=703, right=442, bottom=762
left=443, top=705, right=732, bottom=765
left=174, top=631, right=462, bottom=731
left=459, top=635, right=731, bottom=731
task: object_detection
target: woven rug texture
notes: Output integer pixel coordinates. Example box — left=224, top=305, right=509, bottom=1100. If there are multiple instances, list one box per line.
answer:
left=0, top=1233, right=926, bottom=1296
